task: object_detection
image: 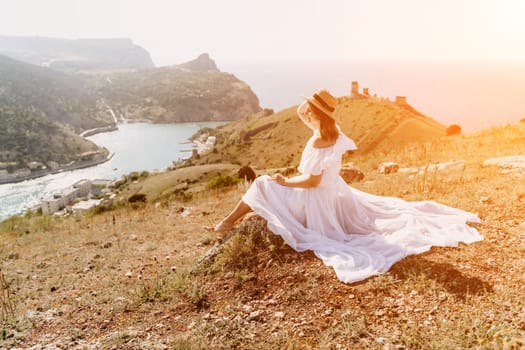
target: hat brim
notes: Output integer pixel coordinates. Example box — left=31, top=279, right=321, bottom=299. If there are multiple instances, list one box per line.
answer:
left=303, top=95, right=335, bottom=120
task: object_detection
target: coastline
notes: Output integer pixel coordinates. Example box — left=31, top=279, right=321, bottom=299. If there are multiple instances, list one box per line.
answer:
left=80, top=124, right=119, bottom=137
left=0, top=150, right=114, bottom=185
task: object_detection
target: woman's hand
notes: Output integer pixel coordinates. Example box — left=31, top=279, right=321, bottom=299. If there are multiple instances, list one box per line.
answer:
left=271, top=173, right=322, bottom=188
left=271, top=173, right=287, bottom=186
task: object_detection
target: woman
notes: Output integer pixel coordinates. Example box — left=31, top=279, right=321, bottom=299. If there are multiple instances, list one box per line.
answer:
left=207, top=89, right=482, bottom=283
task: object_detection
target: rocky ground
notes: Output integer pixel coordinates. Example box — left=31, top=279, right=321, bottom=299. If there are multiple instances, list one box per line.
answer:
left=1, top=125, right=525, bottom=349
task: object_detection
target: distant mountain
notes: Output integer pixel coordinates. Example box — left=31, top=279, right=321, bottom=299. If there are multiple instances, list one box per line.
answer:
left=95, top=53, right=261, bottom=122
left=0, top=54, right=110, bottom=168
left=0, top=54, right=113, bottom=131
left=0, top=36, right=154, bottom=72
left=0, top=52, right=261, bottom=174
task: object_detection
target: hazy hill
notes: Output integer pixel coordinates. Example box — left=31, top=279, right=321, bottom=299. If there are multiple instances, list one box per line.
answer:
left=191, top=95, right=446, bottom=169
left=0, top=36, right=154, bottom=71
left=95, top=53, right=261, bottom=122
left=0, top=105, right=102, bottom=167
left=0, top=53, right=261, bottom=172
left=0, top=54, right=112, bottom=167
left=0, top=54, right=113, bottom=131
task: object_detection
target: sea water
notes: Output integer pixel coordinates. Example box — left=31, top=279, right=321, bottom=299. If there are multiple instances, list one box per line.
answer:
left=0, top=122, right=222, bottom=220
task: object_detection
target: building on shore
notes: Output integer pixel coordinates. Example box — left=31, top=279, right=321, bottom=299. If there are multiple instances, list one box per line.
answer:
left=41, top=194, right=65, bottom=215
left=73, top=179, right=92, bottom=197
left=40, top=179, right=104, bottom=214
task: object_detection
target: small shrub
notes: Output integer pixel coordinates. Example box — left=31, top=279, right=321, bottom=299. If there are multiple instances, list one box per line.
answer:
left=128, top=193, right=147, bottom=203
left=237, top=165, right=256, bottom=182
left=128, top=172, right=140, bottom=181
left=206, top=175, right=240, bottom=190
left=214, top=216, right=293, bottom=272
left=446, top=124, right=462, bottom=136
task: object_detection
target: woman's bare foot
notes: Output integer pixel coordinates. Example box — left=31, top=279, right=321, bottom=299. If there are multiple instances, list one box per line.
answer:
left=205, top=220, right=234, bottom=236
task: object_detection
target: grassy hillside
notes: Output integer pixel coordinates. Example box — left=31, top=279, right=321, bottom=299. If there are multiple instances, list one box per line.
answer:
left=191, top=95, right=446, bottom=169
left=1, top=122, right=524, bottom=348
left=0, top=106, right=101, bottom=166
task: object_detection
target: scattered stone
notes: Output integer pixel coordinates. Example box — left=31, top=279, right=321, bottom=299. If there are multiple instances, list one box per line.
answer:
left=438, top=292, right=447, bottom=301
left=483, top=155, right=525, bottom=174
left=101, top=241, right=112, bottom=248
left=242, top=305, right=253, bottom=313
left=173, top=182, right=189, bottom=192
left=274, top=311, right=285, bottom=319
left=378, top=162, right=399, bottom=174
left=480, top=196, right=493, bottom=204
left=130, top=234, right=138, bottom=241
left=418, top=160, right=465, bottom=174
left=340, top=164, right=365, bottom=183
left=375, top=309, right=386, bottom=317
left=8, top=252, right=19, bottom=260
left=170, top=266, right=177, bottom=272
left=125, top=271, right=133, bottom=278
left=248, top=310, right=262, bottom=321
left=180, top=207, right=193, bottom=218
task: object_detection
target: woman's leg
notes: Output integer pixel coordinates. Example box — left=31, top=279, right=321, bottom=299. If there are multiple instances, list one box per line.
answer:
left=206, top=200, right=252, bottom=234
left=222, top=200, right=252, bottom=225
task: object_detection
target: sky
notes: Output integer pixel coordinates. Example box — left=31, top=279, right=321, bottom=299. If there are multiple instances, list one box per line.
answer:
left=1, top=0, right=525, bottom=66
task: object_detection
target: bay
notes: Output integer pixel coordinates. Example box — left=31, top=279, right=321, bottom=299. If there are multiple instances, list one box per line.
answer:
left=0, top=122, right=222, bottom=220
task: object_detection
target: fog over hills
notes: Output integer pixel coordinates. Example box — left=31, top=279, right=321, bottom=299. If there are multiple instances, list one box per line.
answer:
left=0, top=36, right=154, bottom=71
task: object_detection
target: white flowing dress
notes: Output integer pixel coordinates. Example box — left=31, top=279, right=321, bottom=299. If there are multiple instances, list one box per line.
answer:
left=242, top=129, right=482, bottom=283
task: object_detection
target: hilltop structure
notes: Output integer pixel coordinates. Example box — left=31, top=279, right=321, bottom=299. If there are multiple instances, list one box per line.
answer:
left=350, top=80, right=407, bottom=105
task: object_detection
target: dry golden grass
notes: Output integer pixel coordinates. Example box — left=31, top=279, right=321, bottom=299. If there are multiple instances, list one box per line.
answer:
left=192, top=96, right=446, bottom=170
left=1, top=123, right=524, bottom=349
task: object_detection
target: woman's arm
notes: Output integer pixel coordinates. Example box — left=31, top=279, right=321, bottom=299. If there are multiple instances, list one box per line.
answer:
left=271, top=173, right=322, bottom=188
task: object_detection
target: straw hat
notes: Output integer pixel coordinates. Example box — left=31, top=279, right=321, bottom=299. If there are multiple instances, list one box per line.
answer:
left=304, top=89, right=338, bottom=120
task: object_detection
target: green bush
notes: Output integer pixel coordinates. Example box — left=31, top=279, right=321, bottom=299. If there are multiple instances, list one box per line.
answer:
left=206, top=174, right=240, bottom=190
left=128, top=193, right=147, bottom=203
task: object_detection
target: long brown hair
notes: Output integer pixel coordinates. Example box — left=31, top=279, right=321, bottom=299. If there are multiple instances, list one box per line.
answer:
left=309, top=102, right=339, bottom=142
